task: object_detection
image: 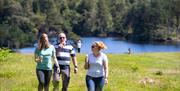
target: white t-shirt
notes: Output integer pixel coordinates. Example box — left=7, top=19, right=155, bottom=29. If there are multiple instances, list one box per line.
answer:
left=86, top=52, right=108, bottom=77
left=77, top=41, right=82, bottom=48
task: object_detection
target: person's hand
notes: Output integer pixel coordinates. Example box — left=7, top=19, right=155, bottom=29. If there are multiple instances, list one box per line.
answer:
left=57, top=67, right=60, bottom=73
left=74, top=67, right=78, bottom=74
left=105, top=78, right=108, bottom=84
left=59, top=43, right=65, bottom=48
left=35, top=58, right=39, bottom=62
left=35, top=56, right=42, bottom=63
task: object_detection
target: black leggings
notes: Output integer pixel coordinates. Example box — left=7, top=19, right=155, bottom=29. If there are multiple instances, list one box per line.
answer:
left=36, top=69, right=52, bottom=91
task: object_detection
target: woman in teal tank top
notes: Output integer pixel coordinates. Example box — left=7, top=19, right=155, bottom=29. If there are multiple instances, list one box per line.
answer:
left=34, top=33, right=60, bottom=91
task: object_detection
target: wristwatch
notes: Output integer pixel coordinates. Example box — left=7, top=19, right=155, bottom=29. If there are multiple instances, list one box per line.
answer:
left=74, top=66, right=78, bottom=68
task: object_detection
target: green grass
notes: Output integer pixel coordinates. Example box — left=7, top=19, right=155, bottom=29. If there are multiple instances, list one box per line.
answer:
left=0, top=52, right=180, bottom=91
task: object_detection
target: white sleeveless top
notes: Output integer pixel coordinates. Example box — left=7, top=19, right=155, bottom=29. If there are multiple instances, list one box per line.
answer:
left=86, top=52, right=108, bottom=77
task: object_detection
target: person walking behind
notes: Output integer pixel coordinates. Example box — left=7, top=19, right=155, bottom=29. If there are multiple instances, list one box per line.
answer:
left=84, top=41, right=109, bottom=91
left=34, top=33, right=60, bottom=91
left=77, top=39, right=82, bottom=53
left=53, top=33, right=78, bottom=91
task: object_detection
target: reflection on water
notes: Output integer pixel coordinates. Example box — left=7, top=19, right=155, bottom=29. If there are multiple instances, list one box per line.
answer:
left=20, top=37, right=180, bottom=54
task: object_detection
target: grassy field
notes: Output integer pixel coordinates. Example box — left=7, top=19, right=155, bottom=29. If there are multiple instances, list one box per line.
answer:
left=0, top=52, right=180, bottom=91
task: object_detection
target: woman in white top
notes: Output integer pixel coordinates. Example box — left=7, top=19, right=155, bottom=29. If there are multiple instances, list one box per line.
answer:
left=84, top=41, right=108, bottom=91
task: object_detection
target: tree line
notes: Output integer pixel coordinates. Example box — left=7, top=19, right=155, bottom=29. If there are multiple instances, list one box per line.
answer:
left=0, top=0, right=179, bottom=48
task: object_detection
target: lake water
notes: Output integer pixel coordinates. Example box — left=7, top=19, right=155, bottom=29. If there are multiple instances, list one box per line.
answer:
left=19, top=37, right=180, bottom=54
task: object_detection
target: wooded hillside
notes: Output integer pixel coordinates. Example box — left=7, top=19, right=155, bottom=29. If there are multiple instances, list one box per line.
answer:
left=0, top=0, right=179, bottom=48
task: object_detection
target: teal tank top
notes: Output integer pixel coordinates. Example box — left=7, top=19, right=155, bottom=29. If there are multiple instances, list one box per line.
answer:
left=35, top=45, right=56, bottom=70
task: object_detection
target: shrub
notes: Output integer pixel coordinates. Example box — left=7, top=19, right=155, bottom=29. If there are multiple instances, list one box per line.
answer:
left=131, top=64, right=139, bottom=72
left=0, top=48, right=12, bottom=62
left=155, top=71, right=163, bottom=76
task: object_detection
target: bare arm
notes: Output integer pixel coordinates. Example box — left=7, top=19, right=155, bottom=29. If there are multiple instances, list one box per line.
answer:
left=34, top=49, right=41, bottom=62
left=52, top=54, right=60, bottom=68
left=103, top=60, right=108, bottom=84
left=84, top=55, right=89, bottom=69
left=52, top=52, right=60, bottom=73
left=72, top=56, right=78, bottom=67
left=34, top=54, right=40, bottom=62
left=104, top=61, right=108, bottom=78
left=72, top=56, right=78, bottom=73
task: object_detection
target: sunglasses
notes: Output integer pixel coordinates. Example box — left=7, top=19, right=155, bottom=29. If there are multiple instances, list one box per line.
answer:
left=59, top=37, right=66, bottom=39
left=91, top=45, right=97, bottom=48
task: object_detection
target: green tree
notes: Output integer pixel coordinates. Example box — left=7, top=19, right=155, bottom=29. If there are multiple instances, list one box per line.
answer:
left=96, top=0, right=113, bottom=36
left=123, top=0, right=169, bottom=41
left=75, top=0, right=98, bottom=36
left=168, top=0, right=180, bottom=38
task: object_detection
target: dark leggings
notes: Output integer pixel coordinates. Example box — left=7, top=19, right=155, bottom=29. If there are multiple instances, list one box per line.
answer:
left=36, top=69, right=52, bottom=91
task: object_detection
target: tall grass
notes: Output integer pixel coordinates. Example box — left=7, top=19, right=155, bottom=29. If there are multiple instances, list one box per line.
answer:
left=0, top=52, right=180, bottom=91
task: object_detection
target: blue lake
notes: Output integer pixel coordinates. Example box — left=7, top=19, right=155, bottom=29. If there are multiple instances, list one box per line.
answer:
left=19, top=37, right=180, bottom=54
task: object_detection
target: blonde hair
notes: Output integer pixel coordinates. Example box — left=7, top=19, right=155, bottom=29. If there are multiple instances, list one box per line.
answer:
left=38, top=33, right=50, bottom=50
left=58, top=33, right=66, bottom=38
left=92, top=41, right=107, bottom=50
